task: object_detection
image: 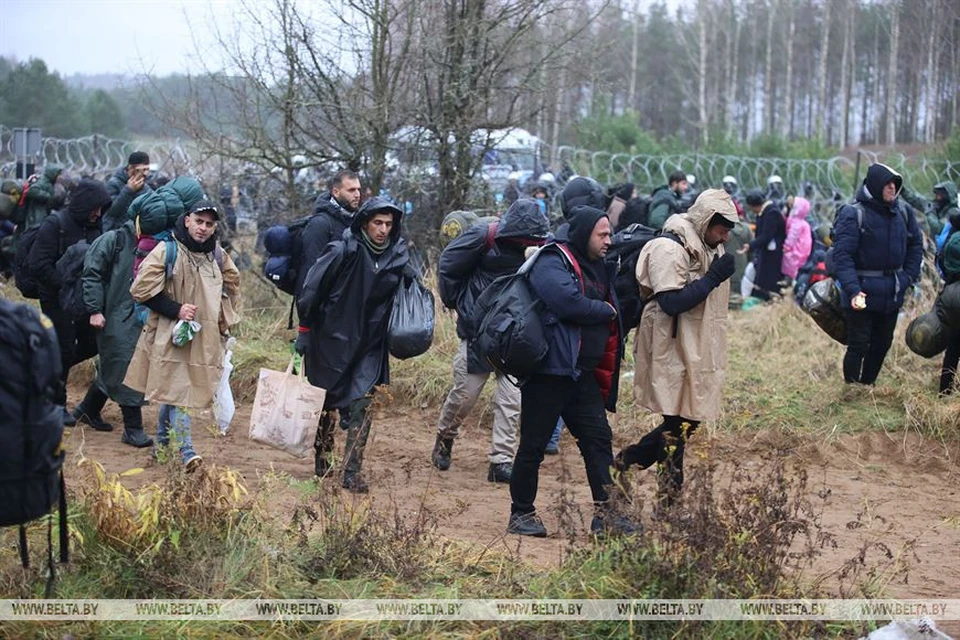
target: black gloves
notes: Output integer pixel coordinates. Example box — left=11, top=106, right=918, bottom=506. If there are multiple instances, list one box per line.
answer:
left=294, top=329, right=310, bottom=356
left=706, top=253, right=736, bottom=285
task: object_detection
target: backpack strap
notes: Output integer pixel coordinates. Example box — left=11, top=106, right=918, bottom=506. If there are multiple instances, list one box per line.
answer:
left=164, top=239, right=178, bottom=280
left=483, top=223, right=497, bottom=253
left=553, top=243, right=585, bottom=293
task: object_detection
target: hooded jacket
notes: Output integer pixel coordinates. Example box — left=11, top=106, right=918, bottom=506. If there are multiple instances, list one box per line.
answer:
left=22, top=164, right=63, bottom=230
left=905, top=180, right=959, bottom=241
left=781, top=196, right=813, bottom=280
left=634, top=189, right=738, bottom=422
left=832, top=163, right=923, bottom=314
left=439, top=198, right=549, bottom=370
left=102, top=165, right=153, bottom=233
left=646, top=184, right=684, bottom=230
left=294, top=191, right=356, bottom=296
left=125, top=215, right=241, bottom=410
left=297, top=197, right=409, bottom=408
left=28, top=178, right=110, bottom=306
left=527, top=206, right=623, bottom=411
left=81, top=220, right=144, bottom=406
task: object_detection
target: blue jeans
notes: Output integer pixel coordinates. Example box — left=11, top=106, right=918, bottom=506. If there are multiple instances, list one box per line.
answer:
left=547, top=419, right=563, bottom=450
left=157, top=404, right=197, bottom=463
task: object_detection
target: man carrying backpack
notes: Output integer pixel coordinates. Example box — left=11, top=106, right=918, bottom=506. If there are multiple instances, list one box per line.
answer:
left=507, top=205, right=637, bottom=538
left=28, top=178, right=111, bottom=426
left=19, top=164, right=63, bottom=230
left=294, top=170, right=362, bottom=296
left=102, top=151, right=152, bottom=233
left=125, top=201, right=242, bottom=471
left=832, top=163, right=922, bottom=386
left=647, top=170, right=688, bottom=231
left=432, top=199, right=549, bottom=482
left=295, top=197, right=410, bottom=493
left=615, top=189, right=737, bottom=509
left=78, top=216, right=155, bottom=447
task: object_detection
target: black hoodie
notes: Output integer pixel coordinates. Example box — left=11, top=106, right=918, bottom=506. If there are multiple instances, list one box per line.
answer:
left=564, top=205, right=611, bottom=370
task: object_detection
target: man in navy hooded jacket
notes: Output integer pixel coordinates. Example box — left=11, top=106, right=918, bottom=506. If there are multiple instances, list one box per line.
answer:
left=507, top=205, right=637, bottom=538
left=832, top=163, right=922, bottom=385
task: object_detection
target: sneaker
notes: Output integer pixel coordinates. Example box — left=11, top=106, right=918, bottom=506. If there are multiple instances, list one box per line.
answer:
left=487, top=462, right=512, bottom=483
left=61, top=407, right=76, bottom=428
left=341, top=473, right=369, bottom=494
left=507, top=512, right=547, bottom=537
left=74, top=409, right=114, bottom=432
left=184, top=453, right=203, bottom=473
left=591, top=513, right=642, bottom=539
left=121, top=430, right=154, bottom=448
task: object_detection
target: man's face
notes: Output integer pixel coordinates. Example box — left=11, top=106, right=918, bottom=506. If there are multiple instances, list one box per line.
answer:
left=88, top=207, right=104, bottom=225
left=128, top=163, right=150, bottom=180
left=704, top=222, right=731, bottom=248
left=673, top=179, right=689, bottom=195
left=882, top=181, right=898, bottom=203
left=935, top=190, right=947, bottom=206
left=184, top=211, right=218, bottom=243
left=586, top=216, right=612, bottom=261
left=333, top=177, right=362, bottom=212
left=365, top=212, right=394, bottom=245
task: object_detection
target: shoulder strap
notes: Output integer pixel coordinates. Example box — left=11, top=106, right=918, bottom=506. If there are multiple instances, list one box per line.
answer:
left=553, top=243, right=585, bottom=293
left=163, top=239, right=177, bottom=280
left=483, top=223, right=497, bottom=253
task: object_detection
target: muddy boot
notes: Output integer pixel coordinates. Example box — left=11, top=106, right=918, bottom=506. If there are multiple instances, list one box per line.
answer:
left=73, top=384, right=113, bottom=432
left=314, top=412, right=336, bottom=477
left=120, top=405, right=154, bottom=448
left=341, top=413, right=371, bottom=494
left=431, top=435, right=454, bottom=471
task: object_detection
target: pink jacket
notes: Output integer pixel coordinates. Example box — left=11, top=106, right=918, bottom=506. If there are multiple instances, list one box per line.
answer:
left=781, top=197, right=812, bottom=279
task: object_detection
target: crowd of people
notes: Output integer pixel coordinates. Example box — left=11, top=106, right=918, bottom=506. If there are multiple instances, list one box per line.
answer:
left=2, top=151, right=958, bottom=538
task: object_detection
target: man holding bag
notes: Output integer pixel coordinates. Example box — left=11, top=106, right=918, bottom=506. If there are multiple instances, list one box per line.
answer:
left=295, top=197, right=411, bottom=493
left=126, top=201, right=242, bottom=471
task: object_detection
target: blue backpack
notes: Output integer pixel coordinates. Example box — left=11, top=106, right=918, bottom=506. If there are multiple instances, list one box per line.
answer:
left=263, top=216, right=313, bottom=295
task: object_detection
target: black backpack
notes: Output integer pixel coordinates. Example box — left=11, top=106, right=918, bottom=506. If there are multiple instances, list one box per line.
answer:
left=472, top=244, right=582, bottom=379
left=0, top=300, right=68, bottom=595
left=56, top=241, right=92, bottom=321
left=606, top=223, right=681, bottom=331
left=14, top=210, right=67, bottom=299
left=263, top=215, right=314, bottom=295
left=825, top=202, right=909, bottom=277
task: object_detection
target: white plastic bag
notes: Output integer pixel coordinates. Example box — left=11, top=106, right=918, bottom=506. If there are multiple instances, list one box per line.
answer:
left=214, top=337, right=236, bottom=435
left=740, top=261, right=756, bottom=299
left=172, top=320, right=201, bottom=346
left=248, top=356, right=327, bottom=458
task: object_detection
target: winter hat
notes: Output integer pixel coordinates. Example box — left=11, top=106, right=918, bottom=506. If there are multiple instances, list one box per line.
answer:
left=128, top=151, right=150, bottom=166
left=560, top=176, right=605, bottom=219
left=745, top=189, right=765, bottom=207
left=67, top=178, right=111, bottom=219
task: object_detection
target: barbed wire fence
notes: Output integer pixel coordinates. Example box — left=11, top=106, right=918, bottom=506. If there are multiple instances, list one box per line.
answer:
left=3, top=125, right=958, bottom=236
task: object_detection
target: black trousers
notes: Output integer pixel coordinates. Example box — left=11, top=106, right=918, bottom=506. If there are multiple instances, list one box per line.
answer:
left=510, top=373, right=613, bottom=516
left=842, top=308, right=898, bottom=385
left=940, top=332, right=960, bottom=394
left=40, top=301, right=98, bottom=405
left=617, top=415, right=700, bottom=499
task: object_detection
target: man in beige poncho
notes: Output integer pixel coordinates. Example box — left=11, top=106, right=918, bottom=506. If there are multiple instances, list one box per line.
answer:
left=125, top=200, right=241, bottom=471
left=615, top=189, right=738, bottom=506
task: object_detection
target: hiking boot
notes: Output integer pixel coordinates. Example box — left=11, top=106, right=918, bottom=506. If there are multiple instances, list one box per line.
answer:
left=487, top=462, right=512, bottom=483
left=591, top=513, right=642, bottom=539
left=507, top=512, right=547, bottom=537
left=74, top=409, right=114, bottom=432
left=314, top=413, right=336, bottom=477
left=121, top=429, right=154, bottom=448
left=184, top=453, right=203, bottom=473
left=341, top=472, right=369, bottom=494
left=431, top=435, right=454, bottom=470
left=61, top=407, right=76, bottom=427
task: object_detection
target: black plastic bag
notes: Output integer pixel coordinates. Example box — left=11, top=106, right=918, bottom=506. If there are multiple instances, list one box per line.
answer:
left=388, top=278, right=435, bottom=359
left=802, top=278, right=847, bottom=344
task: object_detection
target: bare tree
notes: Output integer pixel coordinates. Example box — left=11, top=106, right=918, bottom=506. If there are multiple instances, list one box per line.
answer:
left=816, top=0, right=832, bottom=141
left=923, top=0, right=942, bottom=143
left=885, top=0, right=900, bottom=146
left=780, top=0, right=795, bottom=138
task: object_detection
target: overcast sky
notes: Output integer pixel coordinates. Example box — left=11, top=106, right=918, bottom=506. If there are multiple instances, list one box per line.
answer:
left=4, top=0, right=237, bottom=76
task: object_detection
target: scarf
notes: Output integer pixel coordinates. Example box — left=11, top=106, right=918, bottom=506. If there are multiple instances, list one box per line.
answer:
left=360, top=229, right=391, bottom=255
